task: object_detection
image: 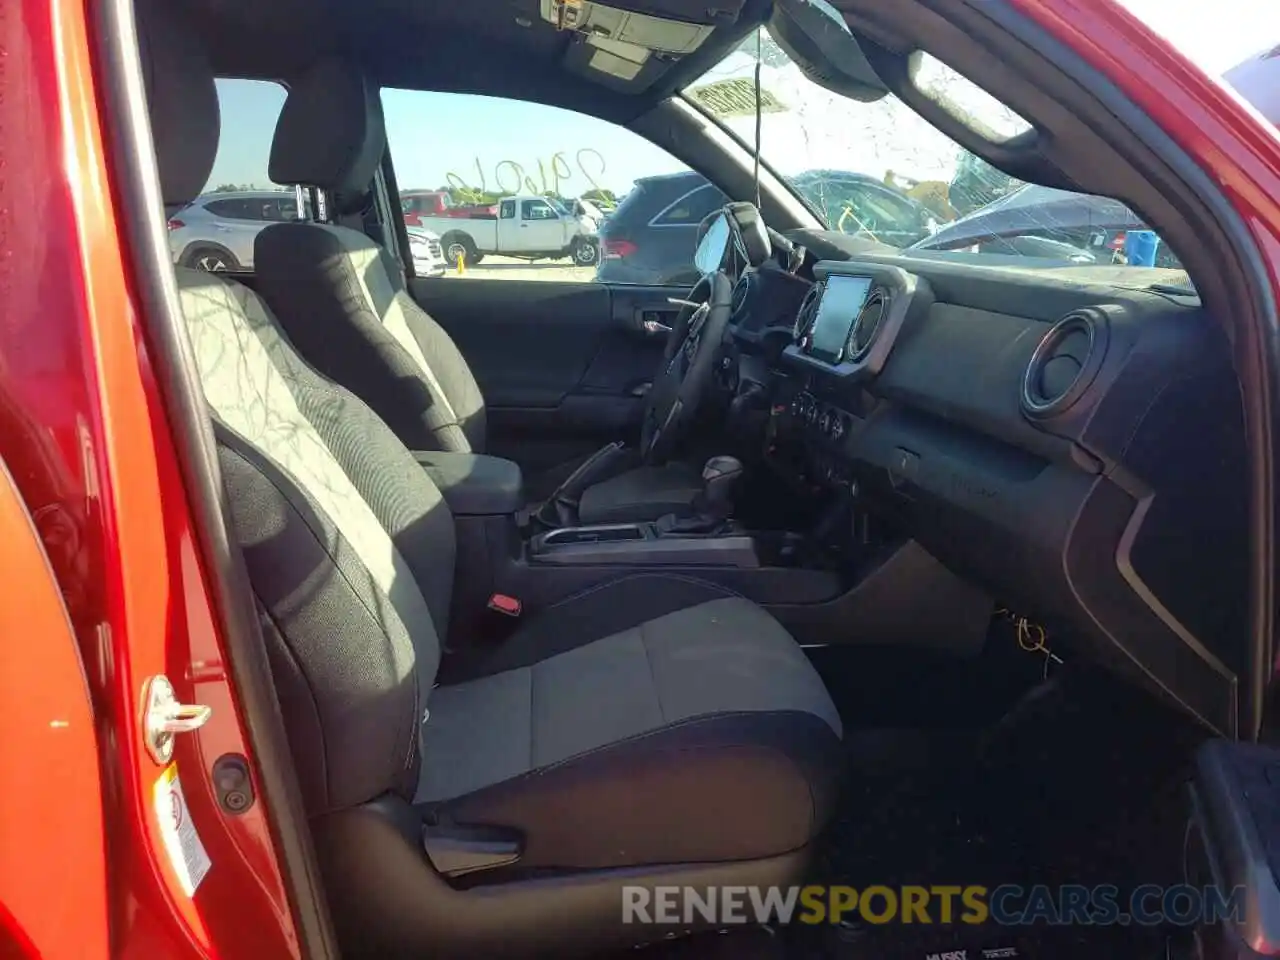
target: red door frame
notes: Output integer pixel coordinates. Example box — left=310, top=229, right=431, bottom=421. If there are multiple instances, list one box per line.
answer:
left=1, top=1, right=300, bottom=957
left=3, top=0, right=1280, bottom=957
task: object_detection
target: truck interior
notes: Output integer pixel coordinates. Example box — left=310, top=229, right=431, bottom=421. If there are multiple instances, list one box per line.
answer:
left=95, top=0, right=1279, bottom=956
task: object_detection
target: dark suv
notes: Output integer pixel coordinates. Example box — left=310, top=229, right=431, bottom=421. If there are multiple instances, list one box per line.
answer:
left=596, top=171, right=729, bottom=285
left=597, top=169, right=940, bottom=285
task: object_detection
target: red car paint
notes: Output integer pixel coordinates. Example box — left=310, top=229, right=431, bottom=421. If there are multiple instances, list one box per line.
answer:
left=2, top=0, right=1279, bottom=957
left=0, top=1, right=299, bottom=957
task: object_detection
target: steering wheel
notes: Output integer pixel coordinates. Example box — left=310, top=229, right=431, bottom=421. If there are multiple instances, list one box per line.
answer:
left=640, top=270, right=734, bottom=463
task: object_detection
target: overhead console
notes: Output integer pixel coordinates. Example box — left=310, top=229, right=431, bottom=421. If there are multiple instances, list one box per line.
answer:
left=542, top=0, right=730, bottom=88
left=782, top=262, right=929, bottom=380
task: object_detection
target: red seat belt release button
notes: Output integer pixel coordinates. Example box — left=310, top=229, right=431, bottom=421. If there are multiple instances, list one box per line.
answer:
left=487, top=593, right=522, bottom=617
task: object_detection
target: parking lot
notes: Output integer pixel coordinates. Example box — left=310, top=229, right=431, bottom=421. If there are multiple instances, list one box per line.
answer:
left=445, top=255, right=599, bottom=283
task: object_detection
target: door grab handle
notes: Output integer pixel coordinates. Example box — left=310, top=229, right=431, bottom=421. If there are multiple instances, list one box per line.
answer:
left=642, top=319, right=672, bottom=335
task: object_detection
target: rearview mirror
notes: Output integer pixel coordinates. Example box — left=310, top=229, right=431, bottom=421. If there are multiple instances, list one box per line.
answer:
left=767, top=0, right=888, bottom=103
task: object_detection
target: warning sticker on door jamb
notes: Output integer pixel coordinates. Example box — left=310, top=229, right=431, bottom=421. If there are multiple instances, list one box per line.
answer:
left=154, top=764, right=212, bottom=896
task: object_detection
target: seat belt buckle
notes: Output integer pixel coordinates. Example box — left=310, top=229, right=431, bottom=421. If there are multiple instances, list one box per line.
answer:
left=487, top=593, right=522, bottom=617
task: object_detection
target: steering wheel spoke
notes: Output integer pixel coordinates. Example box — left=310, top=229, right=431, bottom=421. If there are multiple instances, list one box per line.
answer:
left=640, top=272, right=734, bottom=463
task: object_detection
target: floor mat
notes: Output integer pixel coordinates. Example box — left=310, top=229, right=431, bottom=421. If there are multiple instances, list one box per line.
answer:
left=602, top=667, right=1203, bottom=960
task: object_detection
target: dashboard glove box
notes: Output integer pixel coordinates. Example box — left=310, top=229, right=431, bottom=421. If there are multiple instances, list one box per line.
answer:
left=412, top=451, right=524, bottom=516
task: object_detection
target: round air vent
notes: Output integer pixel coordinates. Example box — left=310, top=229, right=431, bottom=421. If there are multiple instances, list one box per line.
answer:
left=845, top=288, right=888, bottom=363
left=1021, top=309, right=1109, bottom=418
left=793, top=282, right=823, bottom=342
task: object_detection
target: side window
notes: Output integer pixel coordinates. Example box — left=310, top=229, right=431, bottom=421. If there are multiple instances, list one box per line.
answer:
left=204, top=198, right=253, bottom=219
left=265, top=197, right=300, bottom=222
left=171, top=78, right=288, bottom=273
left=522, top=199, right=557, bottom=221
left=380, top=89, right=710, bottom=284
left=651, top=184, right=727, bottom=226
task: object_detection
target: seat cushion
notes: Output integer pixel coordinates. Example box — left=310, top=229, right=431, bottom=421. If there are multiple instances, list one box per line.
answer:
left=417, top=575, right=842, bottom=870
left=576, top=462, right=704, bottom=525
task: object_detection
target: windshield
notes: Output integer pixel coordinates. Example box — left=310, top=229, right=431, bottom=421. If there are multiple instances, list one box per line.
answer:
left=685, top=32, right=1193, bottom=291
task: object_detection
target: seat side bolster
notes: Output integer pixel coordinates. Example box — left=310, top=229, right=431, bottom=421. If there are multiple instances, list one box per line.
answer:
left=218, top=439, right=422, bottom=814
left=434, top=710, right=843, bottom=870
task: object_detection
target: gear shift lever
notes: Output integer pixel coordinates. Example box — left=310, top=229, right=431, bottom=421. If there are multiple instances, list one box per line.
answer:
left=697, top=455, right=744, bottom=521
left=657, top=456, right=743, bottom=536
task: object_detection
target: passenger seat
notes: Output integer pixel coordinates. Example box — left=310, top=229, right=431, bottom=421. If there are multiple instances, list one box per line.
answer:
left=137, top=3, right=844, bottom=956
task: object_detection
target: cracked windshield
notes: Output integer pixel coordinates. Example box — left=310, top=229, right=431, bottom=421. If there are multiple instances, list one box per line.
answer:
left=686, top=29, right=1188, bottom=284
left=198, top=1, right=1274, bottom=292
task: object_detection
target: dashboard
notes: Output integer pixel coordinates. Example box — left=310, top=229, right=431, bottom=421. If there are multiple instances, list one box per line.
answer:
left=723, top=234, right=1248, bottom=737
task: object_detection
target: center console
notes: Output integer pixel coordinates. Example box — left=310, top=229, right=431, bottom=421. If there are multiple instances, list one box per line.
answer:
left=415, top=260, right=991, bottom=657
left=530, top=521, right=761, bottom=567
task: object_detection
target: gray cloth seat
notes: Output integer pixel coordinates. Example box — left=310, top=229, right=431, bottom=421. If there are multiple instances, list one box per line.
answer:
left=139, top=3, right=843, bottom=954
left=419, top=574, right=842, bottom=870
left=250, top=59, right=703, bottom=525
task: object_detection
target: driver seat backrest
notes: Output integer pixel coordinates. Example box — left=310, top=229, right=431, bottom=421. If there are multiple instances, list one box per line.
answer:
left=254, top=59, right=487, bottom=456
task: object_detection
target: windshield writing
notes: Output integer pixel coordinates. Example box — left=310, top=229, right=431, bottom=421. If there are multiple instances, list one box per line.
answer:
left=685, top=32, right=1191, bottom=289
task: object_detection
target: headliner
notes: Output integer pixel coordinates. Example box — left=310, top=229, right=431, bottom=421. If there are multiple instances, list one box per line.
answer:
left=185, top=0, right=774, bottom=125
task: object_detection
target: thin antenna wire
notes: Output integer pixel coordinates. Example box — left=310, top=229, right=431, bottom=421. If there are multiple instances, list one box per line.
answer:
left=754, top=27, right=762, bottom=210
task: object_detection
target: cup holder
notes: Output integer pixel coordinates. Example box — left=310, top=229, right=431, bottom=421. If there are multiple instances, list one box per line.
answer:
left=540, top=524, right=646, bottom=546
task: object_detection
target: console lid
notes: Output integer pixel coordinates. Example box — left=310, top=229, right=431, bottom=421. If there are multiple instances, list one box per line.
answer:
left=413, top=451, right=524, bottom=516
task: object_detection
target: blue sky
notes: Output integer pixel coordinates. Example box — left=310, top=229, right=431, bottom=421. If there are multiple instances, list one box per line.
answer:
left=206, top=82, right=686, bottom=196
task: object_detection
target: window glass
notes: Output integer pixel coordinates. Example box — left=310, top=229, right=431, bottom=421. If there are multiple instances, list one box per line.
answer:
left=653, top=185, right=725, bottom=226
left=687, top=32, right=1192, bottom=288
left=522, top=199, right=558, bottom=220
left=204, top=198, right=253, bottom=219
left=167, top=78, right=288, bottom=274
left=381, top=89, right=710, bottom=284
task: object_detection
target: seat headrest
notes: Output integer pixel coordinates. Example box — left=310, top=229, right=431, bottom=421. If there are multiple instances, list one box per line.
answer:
left=137, top=0, right=220, bottom=209
left=269, top=59, right=386, bottom=195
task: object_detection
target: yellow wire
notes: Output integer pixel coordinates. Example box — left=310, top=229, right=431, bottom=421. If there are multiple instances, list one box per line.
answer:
left=995, top=606, right=1057, bottom=666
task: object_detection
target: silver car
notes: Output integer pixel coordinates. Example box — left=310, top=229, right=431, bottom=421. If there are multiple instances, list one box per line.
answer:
left=167, top=190, right=301, bottom=271
left=168, top=190, right=449, bottom=278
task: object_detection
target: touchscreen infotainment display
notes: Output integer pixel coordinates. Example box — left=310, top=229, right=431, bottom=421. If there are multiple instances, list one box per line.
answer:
left=808, top=275, right=874, bottom=363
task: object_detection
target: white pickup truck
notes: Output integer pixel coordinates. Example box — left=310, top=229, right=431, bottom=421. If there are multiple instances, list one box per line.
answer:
left=417, top=194, right=599, bottom=268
